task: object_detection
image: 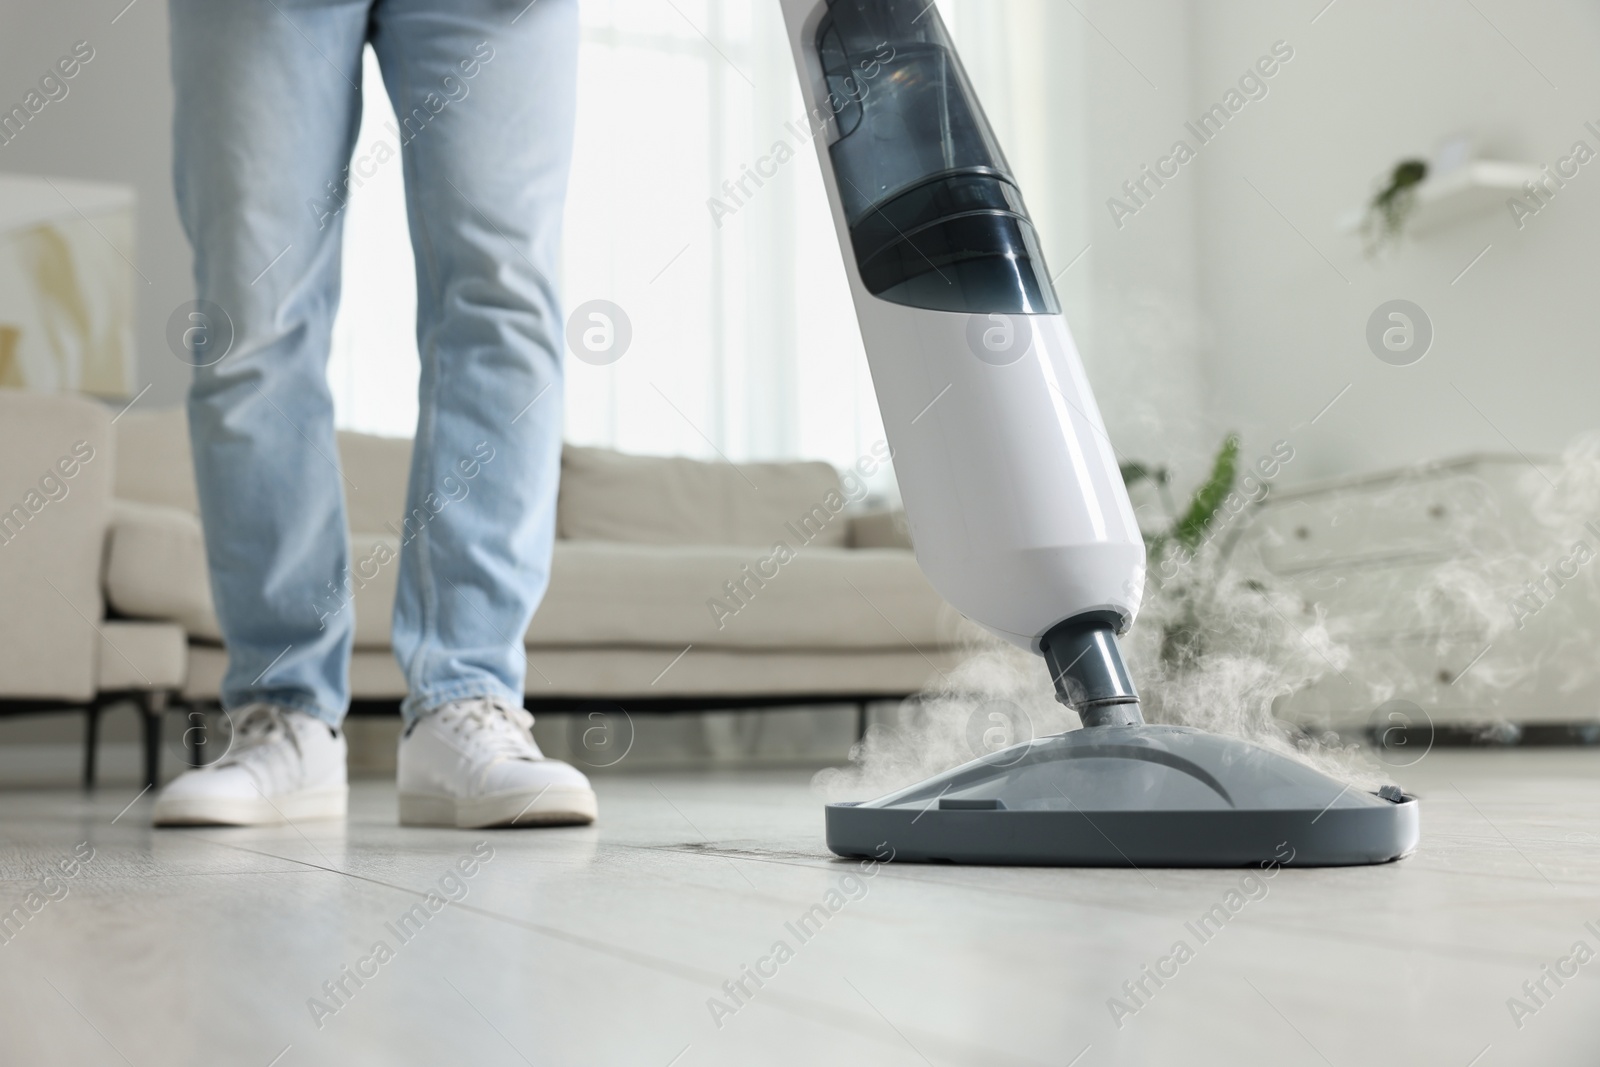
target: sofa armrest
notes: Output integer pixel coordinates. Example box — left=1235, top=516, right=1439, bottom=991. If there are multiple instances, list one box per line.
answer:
left=848, top=508, right=913, bottom=550
left=0, top=391, right=112, bottom=700
left=96, top=620, right=188, bottom=692
left=105, top=499, right=220, bottom=642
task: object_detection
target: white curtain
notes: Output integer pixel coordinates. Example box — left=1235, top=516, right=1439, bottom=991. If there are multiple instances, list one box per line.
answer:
left=560, top=0, right=894, bottom=475
left=326, top=47, right=422, bottom=438
left=329, top=0, right=1058, bottom=491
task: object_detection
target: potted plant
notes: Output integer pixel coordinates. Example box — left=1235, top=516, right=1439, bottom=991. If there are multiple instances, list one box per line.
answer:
left=1360, top=158, right=1429, bottom=256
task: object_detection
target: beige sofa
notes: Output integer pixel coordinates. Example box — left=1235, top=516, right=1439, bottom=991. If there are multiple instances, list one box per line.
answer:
left=105, top=408, right=963, bottom=712
left=0, top=391, right=186, bottom=786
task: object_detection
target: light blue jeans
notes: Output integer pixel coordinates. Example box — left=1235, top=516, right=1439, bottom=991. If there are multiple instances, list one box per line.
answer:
left=170, top=0, right=576, bottom=726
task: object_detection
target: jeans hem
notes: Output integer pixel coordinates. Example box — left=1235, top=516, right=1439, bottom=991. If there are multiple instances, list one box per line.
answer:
left=401, top=681, right=525, bottom=725
left=222, top=694, right=346, bottom=730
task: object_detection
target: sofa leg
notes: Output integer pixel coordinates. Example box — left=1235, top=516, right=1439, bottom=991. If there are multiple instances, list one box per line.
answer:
left=188, top=702, right=227, bottom=767
left=856, top=701, right=869, bottom=742
left=187, top=705, right=207, bottom=768
left=140, top=691, right=168, bottom=790
left=83, top=700, right=103, bottom=790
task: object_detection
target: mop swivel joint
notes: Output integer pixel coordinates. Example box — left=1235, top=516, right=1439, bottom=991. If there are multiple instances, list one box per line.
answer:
left=1040, top=613, right=1145, bottom=727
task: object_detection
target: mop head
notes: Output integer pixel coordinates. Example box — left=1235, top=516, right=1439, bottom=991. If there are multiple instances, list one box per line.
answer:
left=825, top=724, right=1418, bottom=867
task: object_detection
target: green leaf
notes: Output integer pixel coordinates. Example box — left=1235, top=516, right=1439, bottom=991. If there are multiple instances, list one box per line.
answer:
left=1374, top=159, right=1428, bottom=206
left=1171, top=435, right=1240, bottom=550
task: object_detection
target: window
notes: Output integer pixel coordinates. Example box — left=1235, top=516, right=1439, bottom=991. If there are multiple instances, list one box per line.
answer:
left=328, top=0, right=896, bottom=489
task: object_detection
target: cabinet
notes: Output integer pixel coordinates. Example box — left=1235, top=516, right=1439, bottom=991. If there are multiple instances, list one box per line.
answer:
left=1244, top=455, right=1600, bottom=732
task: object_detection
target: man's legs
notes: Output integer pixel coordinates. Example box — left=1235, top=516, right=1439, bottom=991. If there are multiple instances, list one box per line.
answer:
left=368, top=0, right=578, bottom=721
left=171, top=0, right=371, bottom=726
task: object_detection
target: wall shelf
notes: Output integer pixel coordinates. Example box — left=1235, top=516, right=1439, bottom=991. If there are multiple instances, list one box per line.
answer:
left=1338, top=160, right=1543, bottom=235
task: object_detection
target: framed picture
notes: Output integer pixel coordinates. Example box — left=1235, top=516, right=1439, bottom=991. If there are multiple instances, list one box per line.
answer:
left=0, top=173, right=135, bottom=396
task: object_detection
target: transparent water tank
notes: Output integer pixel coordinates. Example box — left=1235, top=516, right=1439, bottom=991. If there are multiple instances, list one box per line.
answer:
left=815, top=0, right=1059, bottom=315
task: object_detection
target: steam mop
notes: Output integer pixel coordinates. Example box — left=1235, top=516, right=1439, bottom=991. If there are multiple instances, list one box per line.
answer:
left=781, top=0, right=1419, bottom=866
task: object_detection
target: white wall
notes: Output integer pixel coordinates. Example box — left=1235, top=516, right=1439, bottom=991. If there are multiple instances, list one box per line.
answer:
left=14, top=0, right=1591, bottom=491
left=1190, top=0, right=1600, bottom=486
left=964, top=0, right=1600, bottom=492
left=950, top=0, right=1215, bottom=487
left=0, top=0, right=191, bottom=409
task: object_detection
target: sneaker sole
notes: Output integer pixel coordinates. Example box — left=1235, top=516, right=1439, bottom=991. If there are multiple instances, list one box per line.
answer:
left=398, top=786, right=598, bottom=829
left=153, top=785, right=349, bottom=827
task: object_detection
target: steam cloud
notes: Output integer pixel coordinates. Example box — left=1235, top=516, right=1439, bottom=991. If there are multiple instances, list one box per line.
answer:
left=814, top=434, right=1600, bottom=803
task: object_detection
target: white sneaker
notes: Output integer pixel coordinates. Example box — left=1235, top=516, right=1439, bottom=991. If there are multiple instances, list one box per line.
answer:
left=397, top=696, right=597, bottom=828
left=153, top=704, right=349, bottom=826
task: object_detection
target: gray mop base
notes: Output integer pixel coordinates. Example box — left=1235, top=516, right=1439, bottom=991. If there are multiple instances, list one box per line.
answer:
left=823, top=724, right=1422, bottom=867
left=826, top=797, right=1420, bottom=867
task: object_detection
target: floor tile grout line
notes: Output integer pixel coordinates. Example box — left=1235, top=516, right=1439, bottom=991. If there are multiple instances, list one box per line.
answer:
left=649, top=780, right=760, bottom=892
left=174, top=830, right=1051, bottom=1067
left=10, top=796, right=1589, bottom=1067
left=24, top=834, right=1557, bottom=982
left=607, top=845, right=1600, bottom=973
left=625, top=834, right=1593, bottom=899
left=179, top=832, right=732, bottom=984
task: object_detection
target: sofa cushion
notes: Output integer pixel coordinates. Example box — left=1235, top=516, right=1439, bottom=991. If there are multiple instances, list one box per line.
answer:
left=339, top=540, right=951, bottom=651
left=105, top=500, right=216, bottom=640
left=338, top=431, right=413, bottom=536
left=558, top=445, right=851, bottom=549
left=848, top=508, right=913, bottom=550
left=529, top=541, right=954, bottom=649
left=114, top=407, right=412, bottom=536
left=106, top=500, right=402, bottom=647
left=184, top=644, right=961, bottom=701
left=116, top=412, right=862, bottom=555
left=108, top=512, right=956, bottom=653
left=114, top=409, right=199, bottom=514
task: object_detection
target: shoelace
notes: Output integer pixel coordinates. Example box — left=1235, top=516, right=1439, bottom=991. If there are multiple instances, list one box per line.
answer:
left=438, top=697, right=542, bottom=766
left=215, top=704, right=304, bottom=790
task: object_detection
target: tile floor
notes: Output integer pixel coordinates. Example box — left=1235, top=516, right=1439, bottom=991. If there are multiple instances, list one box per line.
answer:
left=0, top=748, right=1597, bottom=1066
